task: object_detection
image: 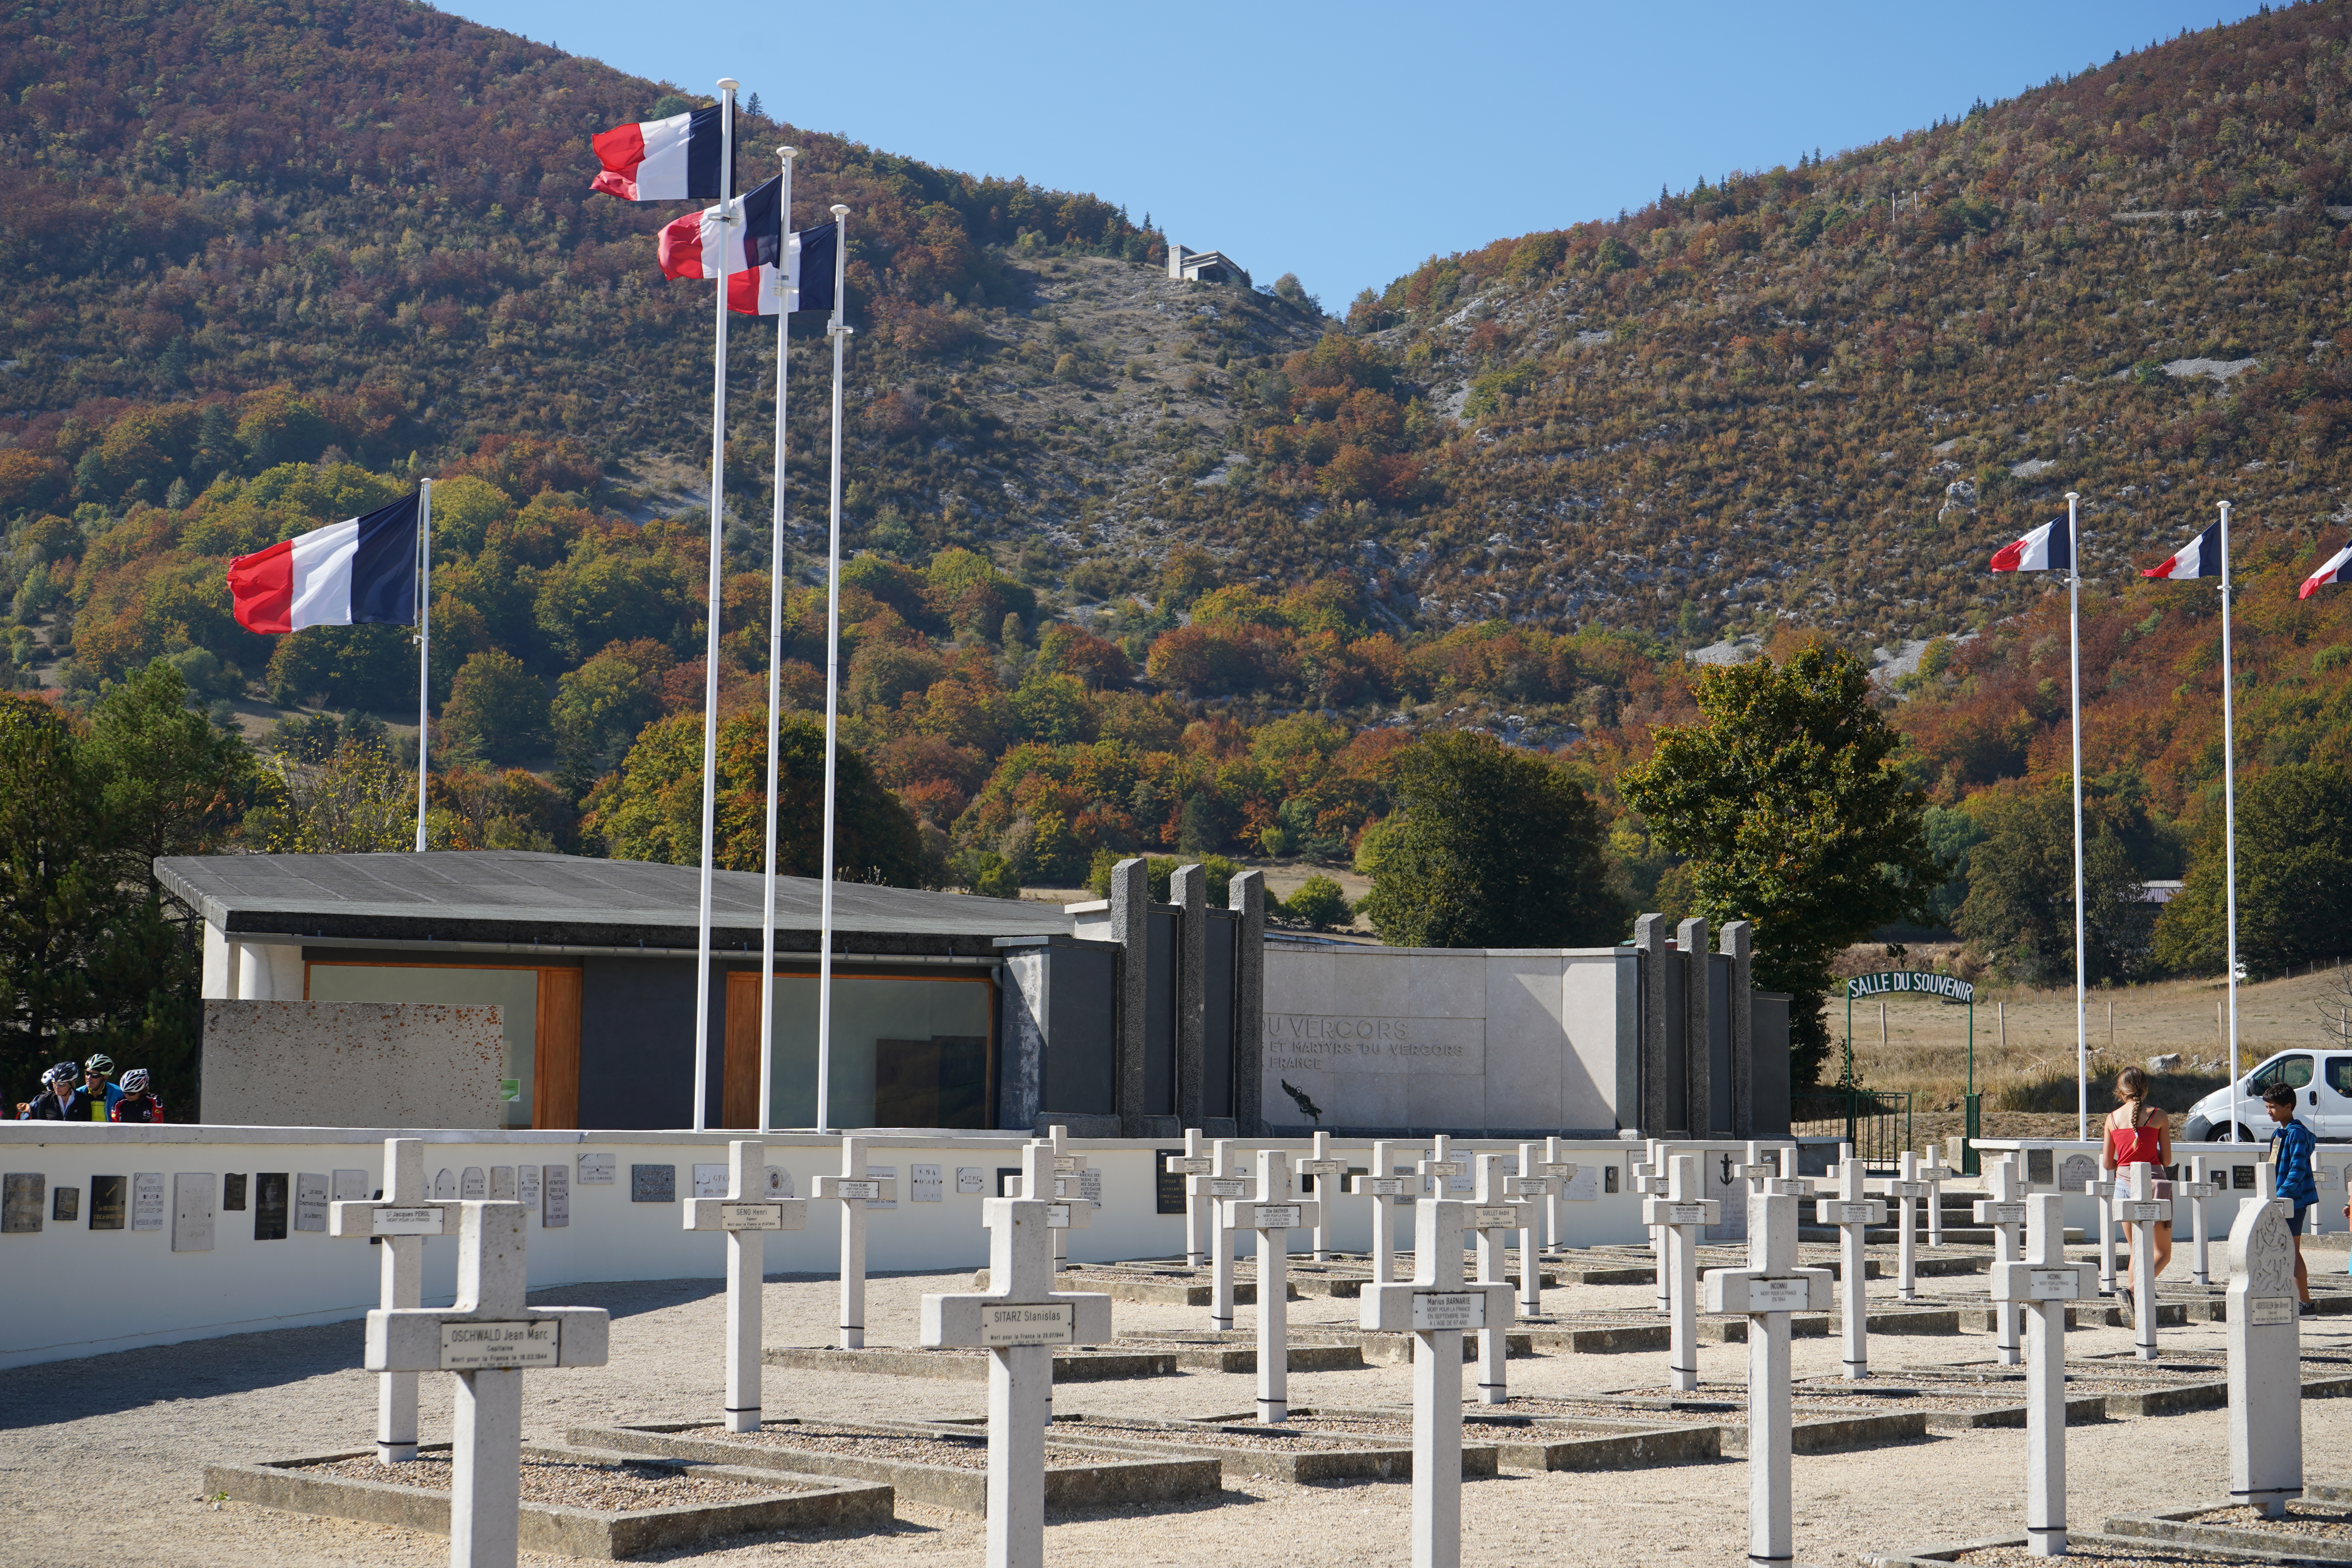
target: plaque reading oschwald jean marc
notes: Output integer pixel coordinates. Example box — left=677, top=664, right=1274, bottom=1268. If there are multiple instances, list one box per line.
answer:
left=439, top=1320, right=560, bottom=1369
left=1412, top=1292, right=1487, bottom=1330
left=980, top=1303, right=1075, bottom=1346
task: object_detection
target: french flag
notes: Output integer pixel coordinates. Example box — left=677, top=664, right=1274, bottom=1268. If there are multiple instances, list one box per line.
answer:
left=2301, top=541, right=2352, bottom=599
left=1989, top=516, right=2071, bottom=573
left=590, top=106, right=723, bottom=202
left=732, top=221, right=839, bottom=317
left=227, top=494, right=420, bottom=634
left=2141, top=522, right=2222, bottom=580
left=659, top=177, right=837, bottom=316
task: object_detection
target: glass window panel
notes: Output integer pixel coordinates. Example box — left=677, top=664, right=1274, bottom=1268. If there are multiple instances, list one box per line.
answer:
left=307, top=964, right=541, bottom=1129
left=763, top=974, right=992, bottom=1129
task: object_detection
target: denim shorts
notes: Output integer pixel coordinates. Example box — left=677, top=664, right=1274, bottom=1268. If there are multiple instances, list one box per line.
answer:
left=2293, top=1201, right=2316, bottom=1233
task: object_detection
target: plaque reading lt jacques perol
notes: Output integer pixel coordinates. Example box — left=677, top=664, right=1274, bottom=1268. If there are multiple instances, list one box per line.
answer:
left=89, top=1174, right=125, bottom=1229
left=631, top=1164, right=675, bottom=1203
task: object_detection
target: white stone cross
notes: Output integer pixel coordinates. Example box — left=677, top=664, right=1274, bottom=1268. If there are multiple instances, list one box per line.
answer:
left=1418, top=1134, right=1466, bottom=1278
left=361, top=1202, right=609, bottom=1568
left=2082, top=1163, right=2118, bottom=1297
left=1298, top=1130, right=1352, bottom=1263
left=1359, top=1195, right=1515, bottom=1568
left=1224, top=1149, right=1319, bottom=1423
left=1642, top=1151, right=1720, bottom=1393
left=1510, top=1143, right=1563, bottom=1316
left=327, top=1138, right=464, bottom=1464
left=2226, top=1158, right=2302, bottom=1519
left=812, top=1134, right=896, bottom=1349
left=1635, top=1139, right=1671, bottom=1315
left=1187, top=1138, right=1250, bottom=1331
left=1815, top=1149, right=1886, bottom=1380
left=2119, top=1161, right=2172, bottom=1361
left=1351, top=1139, right=1418, bottom=1285
left=2181, top=1155, right=2221, bottom=1286
left=1534, top=1135, right=1578, bottom=1251
left=1990, top=1192, right=2090, bottom=1556
left=682, top=1140, right=808, bottom=1432
left=1974, top=1154, right=2030, bottom=1366
left=1164, top=1129, right=1213, bottom=1268
left=1916, top=1145, right=1956, bottom=1246
left=1765, top=1143, right=1815, bottom=1200
left=1704, top=1183, right=1833, bottom=1568
left=921, top=1140, right=1112, bottom=1568
left=1880, top=1151, right=1931, bottom=1304
left=1042, top=1123, right=1082, bottom=1270
left=1468, top=1154, right=1532, bottom=1405
left=1732, top=1139, right=1779, bottom=1200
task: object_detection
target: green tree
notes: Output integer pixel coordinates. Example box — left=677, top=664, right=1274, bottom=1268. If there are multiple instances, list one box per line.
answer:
left=1280, top=874, right=1352, bottom=931
left=1359, top=730, right=1626, bottom=948
left=2153, top=763, right=2352, bottom=978
left=1954, top=784, right=2150, bottom=986
left=245, top=740, right=427, bottom=853
left=441, top=649, right=552, bottom=764
left=550, top=639, right=672, bottom=791
left=1617, top=642, right=1935, bottom=1088
left=85, top=660, right=252, bottom=893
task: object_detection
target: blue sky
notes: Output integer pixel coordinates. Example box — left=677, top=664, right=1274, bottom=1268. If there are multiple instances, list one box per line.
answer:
left=464, top=0, right=2270, bottom=307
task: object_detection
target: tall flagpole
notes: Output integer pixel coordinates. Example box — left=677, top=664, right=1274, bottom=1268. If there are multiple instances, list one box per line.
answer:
left=757, top=145, right=797, bottom=1136
left=815, top=201, right=850, bottom=1135
left=691, top=77, right=739, bottom=1135
left=2067, top=490, right=2087, bottom=1144
left=2220, top=500, right=2242, bottom=1140
left=413, top=475, right=432, bottom=852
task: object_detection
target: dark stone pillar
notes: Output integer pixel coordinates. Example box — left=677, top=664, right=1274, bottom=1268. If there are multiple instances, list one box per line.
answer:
left=1679, top=916, right=1710, bottom=1137
left=1230, top=869, right=1265, bottom=1136
left=1635, top=913, right=1668, bottom=1137
left=1111, top=856, right=1148, bottom=1137
left=1172, top=862, right=1207, bottom=1127
left=1723, top=920, right=1754, bottom=1137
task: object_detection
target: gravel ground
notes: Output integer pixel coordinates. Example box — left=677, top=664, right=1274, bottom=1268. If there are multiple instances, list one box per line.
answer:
left=2190, top=1499, right=2352, bottom=1537
left=293, top=1454, right=784, bottom=1507
left=1049, top=1417, right=1384, bottom=1451
left=12, top=1254, right=2352, bottom=1568
left=1948, top=1543, right=2263, bottom=1564
left=689, top=1422, right=1123, bottom=1472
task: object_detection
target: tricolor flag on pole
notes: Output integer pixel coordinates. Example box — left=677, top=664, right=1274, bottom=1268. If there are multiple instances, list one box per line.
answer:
left=2141, top=521, right=2221, bottom=580
left=1989, top=515, right=2072, bottom=573
left=227, top=492, right=422, bottom=632
left=2301, top=541, right=2352, bottom=599
left=658, top=178, right=836, bottom=317
left=590, top=106, right=724, bottom=201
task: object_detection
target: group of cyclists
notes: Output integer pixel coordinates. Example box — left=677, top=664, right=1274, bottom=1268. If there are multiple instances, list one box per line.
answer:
left=13, top=1054, right=165, bottom=1123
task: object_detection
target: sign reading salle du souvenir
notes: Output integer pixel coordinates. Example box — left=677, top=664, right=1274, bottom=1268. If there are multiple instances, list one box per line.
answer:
left=1846, top=970, right=1975, bottom=1004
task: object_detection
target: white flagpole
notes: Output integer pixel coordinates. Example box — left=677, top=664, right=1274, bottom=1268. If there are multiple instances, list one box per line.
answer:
left=815, top=201, right=850, bottom=1135
left=691, top=77, right=740, bottom=1136
left=757, top=145, right=797, bottom=1137
left=2067, top=489, right=2087, bottom=1144
left=413, top=475, right=432, bottom=852
left=2220, top=500, right=2242, bottom=1140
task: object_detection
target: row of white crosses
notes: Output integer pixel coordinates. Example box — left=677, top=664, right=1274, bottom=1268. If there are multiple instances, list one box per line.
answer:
left=1467, top=1154, right=1533, bottom=1403
left=1224, top=1149, right=1317, bottom=1421
left=1816, top=1148, right=1886, bottom=1381
left=1642, top=1152, right=1719, bottom=1392
left=682, top=1141, right=808, bottom=1431
left=813, top=1134, right=896, bottom=1350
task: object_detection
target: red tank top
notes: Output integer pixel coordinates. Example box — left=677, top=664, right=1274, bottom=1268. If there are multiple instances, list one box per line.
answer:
left=2107, top=1118, right=2163, bottom=1167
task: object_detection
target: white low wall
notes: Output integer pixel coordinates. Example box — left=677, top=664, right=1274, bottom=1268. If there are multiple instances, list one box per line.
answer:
left=0, top=1124, right=1661, bottom=1369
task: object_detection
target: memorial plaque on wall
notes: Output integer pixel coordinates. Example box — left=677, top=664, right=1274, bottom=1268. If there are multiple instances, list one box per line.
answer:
left=577, top=1153, right=615, bottom=1185
left=293, top=1172, right=329, bottom=1233
left=2025, top=1149, right=2055, bottom=1187
left=911, top=1162, right=944, bottom=1203
left=131, top=1172, right=166, bottom=1232
left=542, top=1163, right=570, bottom=1227
left=51, top=1185, right=78, bottom=1223
left=331, top=1169, right=370, bottom=1202
left=172, top=1173, right=216, bottom=1252
left=461, top=1167, right=486, bottom=1200
left=222, top=1173, right=247, bottom=1211
left=692, top=1163, right=728, bottom=1198
left=766, top=1167, right=794, bottom=1198
left=630, top=1164, right=675, bottom=1203
left=518, top=1163, right=541, bottom=1218
left=252, top=1172, right=289, bottom=1240
left=489, top=1166, right=517, bottom=1201
left=89, top=1174, right=125, bottom=1229
left=3, top=1173, right=43, bottom=1233
left=1154, top=1149, right=1187, bottom=1214
left=1561, top=1165, right=1601, bottom=1201
left=867, top=1165, right=898, bottom=1210
left=957, top=1167, right=986, bottom=1195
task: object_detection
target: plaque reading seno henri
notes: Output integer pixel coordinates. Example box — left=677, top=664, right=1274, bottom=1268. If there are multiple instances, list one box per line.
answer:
left=438, top=1319, right=561, bottom=1370
left=1412, top=1291, right=1488, bottom=1330
left=980, top=1302, right=1077, bottom=1346
left=718, top=1203, right=781, bottom=1229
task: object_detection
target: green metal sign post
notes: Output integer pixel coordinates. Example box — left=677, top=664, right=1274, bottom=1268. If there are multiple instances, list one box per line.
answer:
left=1843, top=970, right=1978, bottom=1175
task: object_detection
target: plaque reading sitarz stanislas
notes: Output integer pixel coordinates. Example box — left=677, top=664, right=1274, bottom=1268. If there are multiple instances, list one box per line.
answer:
left=980, top=1303, right=1075, bottom=1346
left=439, top=1320, right=560, bottom=1369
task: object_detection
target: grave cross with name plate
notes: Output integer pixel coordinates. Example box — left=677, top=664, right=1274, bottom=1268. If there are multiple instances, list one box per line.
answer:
left=1298, top=1130, right=1352, bottom=1263
left=1042, top=1123, right=1083, bottom=1271
left=2227, top=1159, right=2303, bottom=1519
left=1974, top=1154, right=2030, bottom=1366
left=682, top=1140, right=808, bottom=1432
left=2119, top=1161, right=2171, bottom=1361
left=1468, top=1154, right=1531, bottom=1404
left=1359, top=1196, right=1515, bottom=1568
left=1224, top=1149, right=1319, bottom=1423
left=1733, top=1140, right=1780, bottom=1200
left=1704, top=1185, right=1833, bottom=1568
left=364, top=1203, right=609, bottom=1568
left=1989, top=1192, right=2091, bottom=1557
left=1643, top=1152, right=1721, bottom=1393
left=1915, top=1145, right=1955, bottom=1247
left=327, top=1138, right=464, bottom=1464
left=1187, top=1138, right=1250, bottom=1332
left=920, top=1141, right=1111, bottom=1568
left=1350, top=1139, right=1419, bottom=1285
left=812, top=1134, right=896, bottom=1350
left=1536, top=1134, right=1578, bottom=1251
left=1634, top=1139, right=1670, bottom=1315
left=2081, top=1165, right=2118, bottom=1298
left=1879, top=1151, right=1932, bottom=1303
left=1163, top=1129, right=1213, bottom=1268
left=1418, top=1134, right=1466, bottom=1276
left=1815, top=1151, right=1886, bottom=1379
left=1508, top=1145, right=1561, bottom=1316
left=2181, top=1155, right=2221, bottom=1286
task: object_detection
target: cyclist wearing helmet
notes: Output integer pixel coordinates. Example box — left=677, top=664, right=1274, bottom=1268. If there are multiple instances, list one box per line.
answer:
left=72, top=1054, right=123, bottom=1122
left=111, top=1069, right=164, bottom=1124
left=17, top=1063, right=79, bottom=1120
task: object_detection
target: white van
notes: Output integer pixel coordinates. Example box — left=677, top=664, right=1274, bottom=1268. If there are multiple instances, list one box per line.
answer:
left=2181, top=1048, right=2352, bottom=1142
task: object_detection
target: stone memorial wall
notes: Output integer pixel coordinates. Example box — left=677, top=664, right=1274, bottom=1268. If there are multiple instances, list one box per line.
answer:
left=201, top=1000, right=507, bottom=1129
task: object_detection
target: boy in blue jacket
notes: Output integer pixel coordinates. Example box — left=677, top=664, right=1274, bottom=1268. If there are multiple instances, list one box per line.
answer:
left=2265, top=1082, right=2318, bottom=1314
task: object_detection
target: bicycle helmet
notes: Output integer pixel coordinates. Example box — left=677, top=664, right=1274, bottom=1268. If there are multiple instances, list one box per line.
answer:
left=44, top=1061, right=76, bottom=1085
left=120, top=1069, right=150, bottom=1094
left=83, top=1053, right=114, bottom=1077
